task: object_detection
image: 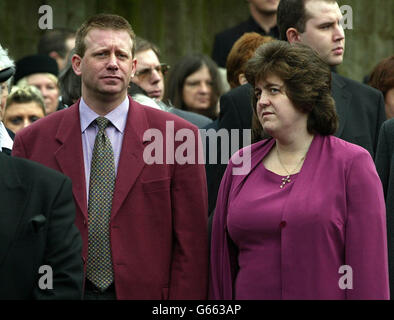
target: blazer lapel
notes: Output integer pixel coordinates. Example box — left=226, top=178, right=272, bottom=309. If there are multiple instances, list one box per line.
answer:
left=54, top=104, right=87, bottom=219
left=331, top=72, right=351, bottom=138
left=110, top=98, right=148, bottom=220
left=0, top=154, right=27, bottom=265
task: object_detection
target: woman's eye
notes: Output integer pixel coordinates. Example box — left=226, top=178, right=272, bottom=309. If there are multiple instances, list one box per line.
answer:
left=10, top=117, right=22, bottom=125
left=30, top=116, right=40, bottom=122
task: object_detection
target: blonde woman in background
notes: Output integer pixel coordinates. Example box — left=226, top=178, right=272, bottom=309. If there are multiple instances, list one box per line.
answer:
left=4, top=86, right=46, bottom=133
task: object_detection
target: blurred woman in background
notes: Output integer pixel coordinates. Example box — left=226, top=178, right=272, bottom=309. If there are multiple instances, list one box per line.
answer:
left=14, top=54, right=64, bottom=115
left=4, top=85, right=46, bottom=133
left=164, top=54, right=223, bottom=120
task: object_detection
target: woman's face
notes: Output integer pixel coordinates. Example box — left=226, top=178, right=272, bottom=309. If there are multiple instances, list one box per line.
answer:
left=182, top=65, right=212, bottom=111
left=254, top=74, right=308, bottom=137
left=27, top=73, right=59, bottom=114
left=4, top=101, right=45, bottom=133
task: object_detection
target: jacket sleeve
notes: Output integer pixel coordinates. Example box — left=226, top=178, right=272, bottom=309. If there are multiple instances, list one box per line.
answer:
left=345, top=149, right=389, bottom=299
left=209, top=156, right=239, bottom=300
left=168, top=127, right=209, bottom=299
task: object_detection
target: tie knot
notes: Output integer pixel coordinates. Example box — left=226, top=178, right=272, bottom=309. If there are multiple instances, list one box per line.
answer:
left=95, top=117, right=110, bottom=131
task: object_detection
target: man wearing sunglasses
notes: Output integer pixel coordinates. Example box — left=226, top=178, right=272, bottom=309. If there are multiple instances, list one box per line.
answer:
left=130, top=37, right=212, bottom=128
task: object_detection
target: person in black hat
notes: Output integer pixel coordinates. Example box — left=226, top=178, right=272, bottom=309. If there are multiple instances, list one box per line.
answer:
left=0, top=44, right=16, bottom=154
left=14, top=54, right=66, bottom=115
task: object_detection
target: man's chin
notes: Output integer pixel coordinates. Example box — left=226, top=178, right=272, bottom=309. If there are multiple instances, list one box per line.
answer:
left=258, top=9, right=277, bottom=15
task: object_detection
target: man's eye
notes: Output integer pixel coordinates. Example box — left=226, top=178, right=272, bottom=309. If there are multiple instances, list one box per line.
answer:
left=138, top=69, right=150, bottom=76
left=270, top=88, right=280, bottom=94
left=30, top=116, right=40, bottom=123
left=10, top=117, right=22, bottom=125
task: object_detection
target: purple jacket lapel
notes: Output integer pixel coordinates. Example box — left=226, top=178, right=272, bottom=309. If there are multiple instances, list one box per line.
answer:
left=54, top=103, right=87, bottom=219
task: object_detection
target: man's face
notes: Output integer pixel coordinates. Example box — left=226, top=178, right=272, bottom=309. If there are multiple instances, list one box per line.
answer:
left=248, top=0, right=280, bottom=15
left=72, top=28, right=136, bottom=102
left=131, top=49, right=165, bottom=101
left=298, top=0, right=345, bottom=66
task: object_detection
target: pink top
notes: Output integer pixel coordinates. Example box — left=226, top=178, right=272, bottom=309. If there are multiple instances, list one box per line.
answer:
left=210, top=135, right=389, bottom=300
left=228, top=163, right=299, bottom=299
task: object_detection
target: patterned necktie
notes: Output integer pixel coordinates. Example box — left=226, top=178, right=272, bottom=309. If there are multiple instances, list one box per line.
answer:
left=86, top=117, right=115, bottom=290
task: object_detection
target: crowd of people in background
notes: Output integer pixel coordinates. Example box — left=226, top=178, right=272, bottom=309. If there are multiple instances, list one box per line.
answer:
left=0, top=0, right=393, bottom=300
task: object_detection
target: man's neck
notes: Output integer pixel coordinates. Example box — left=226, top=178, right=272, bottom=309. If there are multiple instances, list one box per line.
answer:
left=82, top=91, right=127, bottom=116
left=249, top=5, right=277, bottom=34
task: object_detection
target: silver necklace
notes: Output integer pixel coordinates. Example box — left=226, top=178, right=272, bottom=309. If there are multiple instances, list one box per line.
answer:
left=276, top=148, right=306, bottom=189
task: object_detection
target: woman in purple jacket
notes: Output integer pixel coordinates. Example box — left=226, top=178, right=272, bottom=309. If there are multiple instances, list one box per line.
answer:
left=209, top=41, right=389, bottom=300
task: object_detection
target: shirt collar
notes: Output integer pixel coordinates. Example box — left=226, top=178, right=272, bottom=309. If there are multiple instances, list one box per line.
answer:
left=0, top=121, right=13, bottom=151
left=79, top=96, right=129, bottom=133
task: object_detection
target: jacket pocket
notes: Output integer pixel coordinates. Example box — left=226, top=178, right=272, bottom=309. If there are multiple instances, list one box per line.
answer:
left=142, top=178, right=171, bottom=193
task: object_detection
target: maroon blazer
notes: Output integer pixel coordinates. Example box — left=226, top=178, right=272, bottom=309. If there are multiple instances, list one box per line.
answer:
left=12, top=97, right=208, bottom=300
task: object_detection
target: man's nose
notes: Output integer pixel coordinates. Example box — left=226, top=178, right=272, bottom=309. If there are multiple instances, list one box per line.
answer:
left=151, top=68, right=162, bottom=82
left=23, top=118, right=31, bottom=128
left=333, top=22, right=345, bottom=41
left=107, top=53, right=119, bottom=70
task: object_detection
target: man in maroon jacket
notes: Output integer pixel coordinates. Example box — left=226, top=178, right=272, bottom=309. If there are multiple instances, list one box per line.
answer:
left=13, top=13, right=208, bottom=300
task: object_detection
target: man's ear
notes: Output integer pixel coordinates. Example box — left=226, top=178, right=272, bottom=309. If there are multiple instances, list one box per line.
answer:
left=286, top=28, right=301, bottom=43
left=130, top=58, right=137, bottom=78
left=238, top=73, right=248, bottom=86
left=71, top=54, right=82, bottom=76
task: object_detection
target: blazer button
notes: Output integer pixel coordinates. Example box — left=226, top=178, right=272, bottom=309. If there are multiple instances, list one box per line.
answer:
left=279, top=221, right=287, bottom=228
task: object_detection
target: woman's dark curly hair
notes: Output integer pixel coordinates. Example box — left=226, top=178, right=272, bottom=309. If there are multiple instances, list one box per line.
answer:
left=244, top=40, right=338, bottom=142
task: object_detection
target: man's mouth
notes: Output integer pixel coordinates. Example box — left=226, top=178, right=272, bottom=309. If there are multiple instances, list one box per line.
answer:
left=333, top=47, right=344, bottom=55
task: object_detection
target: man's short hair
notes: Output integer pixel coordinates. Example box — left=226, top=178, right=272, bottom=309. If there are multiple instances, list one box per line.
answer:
left=37, top=28, right=75, bottom=58
left=74, top=14, right=136, bottom=58
left=245, top=40, right=338, bottom=141
left=277, top=0, right=337, bottom=41
left=134, top=37, right=161, bottom=59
